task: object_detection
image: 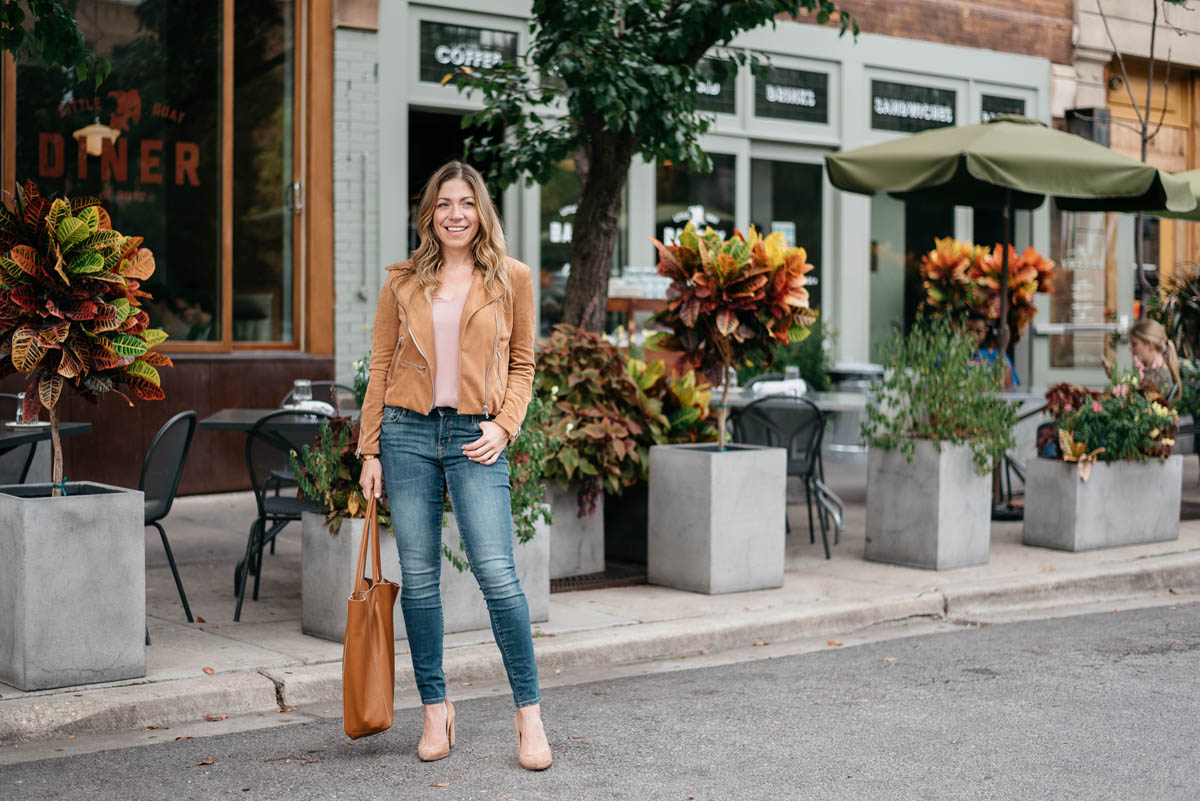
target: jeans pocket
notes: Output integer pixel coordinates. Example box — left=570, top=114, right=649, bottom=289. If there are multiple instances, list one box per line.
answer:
left=383, top=406, right=406, bottom=424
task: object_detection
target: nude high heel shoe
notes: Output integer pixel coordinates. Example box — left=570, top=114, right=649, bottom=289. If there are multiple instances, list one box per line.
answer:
left=515, top=712, right=552, bottom=771
left=418, top=700, right=455, bottom=762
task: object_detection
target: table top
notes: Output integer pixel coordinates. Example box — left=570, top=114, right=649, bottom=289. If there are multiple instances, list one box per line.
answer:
left=0, top=421, right=92, bottom=448
left=723, top=390, right=868, bottom=413
left=199, top=408, right=357, bottom=431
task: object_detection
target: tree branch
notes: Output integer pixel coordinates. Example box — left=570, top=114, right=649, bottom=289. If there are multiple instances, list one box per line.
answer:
left=1096, top=0, right=1145, bottom=129
left=1148, top=46, right=1172, bottom=142
left=1068, top=110, right=1145, bottom=136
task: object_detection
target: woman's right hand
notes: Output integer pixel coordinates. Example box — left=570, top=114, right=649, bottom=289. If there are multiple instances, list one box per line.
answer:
left=359, top=457, right=384, bottom=500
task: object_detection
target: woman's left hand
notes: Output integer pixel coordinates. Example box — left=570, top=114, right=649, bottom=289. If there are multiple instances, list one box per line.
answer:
left=464, top=420, right=509, bottom=465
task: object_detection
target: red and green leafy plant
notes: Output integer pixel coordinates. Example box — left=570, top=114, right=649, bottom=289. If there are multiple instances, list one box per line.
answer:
left=535, top=324, right=717, bottom=517
left=919, top=236, right=1055, bottom=344
left=1045, top=370, right=1177, bottom=468
left=650, top=222, right=818, bottom=449
left=0, top=180, right=171, bottom=492
left=291, top=416, right=391, bottom=534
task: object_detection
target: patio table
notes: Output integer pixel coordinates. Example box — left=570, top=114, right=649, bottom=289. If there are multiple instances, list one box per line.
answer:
left=0, top=421, right=92, bottom=449
left=198, top=408, right=358, bottom=431
left=722, top=389, right=867, bottom=413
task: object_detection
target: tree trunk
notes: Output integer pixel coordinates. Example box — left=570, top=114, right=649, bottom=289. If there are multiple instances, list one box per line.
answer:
left=49, top=405, right=63, bottom=497
left=561, top=127, right=638, bottom=332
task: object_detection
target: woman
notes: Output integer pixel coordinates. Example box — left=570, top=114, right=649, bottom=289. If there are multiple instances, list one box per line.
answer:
left=357, top=161, right=551, bottom=771
left=1115, top=319, right=1181, bottom=398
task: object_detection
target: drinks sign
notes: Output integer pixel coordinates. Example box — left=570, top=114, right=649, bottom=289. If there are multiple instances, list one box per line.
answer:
left=419, top=21, right=517, bottom=83
left=755, top=67, right=828, bottom=124
left=871, top=80, right=956, bottom=132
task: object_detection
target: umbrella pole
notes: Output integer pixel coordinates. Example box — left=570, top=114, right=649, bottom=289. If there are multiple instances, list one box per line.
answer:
left=997, top=188, right=1012, bottom=357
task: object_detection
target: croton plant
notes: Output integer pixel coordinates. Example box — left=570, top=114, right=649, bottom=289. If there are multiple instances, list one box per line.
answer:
left=535, top=324, right=716, bottom=517
left=919, top=236, right=1055, bottom=343
left=650, top=222, right=818, bottom=449
left=0, top=180, right=170, bottom=492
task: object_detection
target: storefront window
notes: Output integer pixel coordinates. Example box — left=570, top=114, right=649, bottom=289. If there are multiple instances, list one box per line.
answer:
left=655, top=153, right=736, bottom=254
left=538, top=157, right=627, bottom=335
left=13, top=0, right=298, bottom=346
left=750, top=159, right=823, bottom=310
left=1049, top=204, right=1113, bottom=369
left=233, top=0, right=296, bottom=342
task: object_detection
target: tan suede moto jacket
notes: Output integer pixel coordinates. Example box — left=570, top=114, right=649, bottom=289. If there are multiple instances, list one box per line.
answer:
left=357, top=257, right=535, bottom=456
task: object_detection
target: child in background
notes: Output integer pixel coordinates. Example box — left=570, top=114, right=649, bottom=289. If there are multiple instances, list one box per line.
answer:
left=1105, top=319, right=1181, bottom=399
left=965, top=311, right=1017, bottom=391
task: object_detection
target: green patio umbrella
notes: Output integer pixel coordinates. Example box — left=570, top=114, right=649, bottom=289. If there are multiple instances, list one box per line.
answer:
left=825, top=115, right=1196, bottom=352
left=1146, top=169, right=1200, bottom=221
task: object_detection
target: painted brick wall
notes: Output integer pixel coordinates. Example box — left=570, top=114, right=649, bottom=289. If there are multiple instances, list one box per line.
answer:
left=332, top=27, right=380, bottom=387
left=793, top=0, right=1074, bottom=64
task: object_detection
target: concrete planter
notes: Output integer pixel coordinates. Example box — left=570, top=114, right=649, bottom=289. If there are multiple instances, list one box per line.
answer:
left=302, top=510, right=549, bottom=644
left=547, top=482, right=604, bottom=579
left=0, top=482, right=145, bottom=691
left=865, top=441, right=991, bottom=570
left=647, top=443, right=787, bottom=594
left=1023, top=456, right=1183, bottom=551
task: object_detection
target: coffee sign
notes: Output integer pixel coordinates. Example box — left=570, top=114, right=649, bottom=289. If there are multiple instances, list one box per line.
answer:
left=981, top=94, right=1025, bottom=122
left=755, top=67, right=828, bottom=124
left=871, top=80, right=956, bottom=132
left=419, top=21, right=517, bottom=83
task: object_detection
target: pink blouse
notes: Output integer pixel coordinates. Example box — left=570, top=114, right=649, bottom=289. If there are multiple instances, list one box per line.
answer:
left=431, top=291, right=469, bottom=408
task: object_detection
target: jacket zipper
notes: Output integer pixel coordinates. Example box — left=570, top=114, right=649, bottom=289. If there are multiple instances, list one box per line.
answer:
left=481, top=301, right=500, bottom=417
left=394, top=294, right=433, bottom=410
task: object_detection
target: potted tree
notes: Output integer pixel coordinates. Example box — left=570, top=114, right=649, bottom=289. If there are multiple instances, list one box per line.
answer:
left=1024, top=374, right=1181, bottom=550
left=860, top=318, right=1016, bottom=570
left=0, top=181, right=172, bottom=690
left=645, top=223, right=817, bottom=593
left=295, top=399, right=553, bottom=643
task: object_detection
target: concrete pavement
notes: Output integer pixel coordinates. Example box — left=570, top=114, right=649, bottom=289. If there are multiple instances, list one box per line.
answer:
left=2, top=455, right=1199, bottom=744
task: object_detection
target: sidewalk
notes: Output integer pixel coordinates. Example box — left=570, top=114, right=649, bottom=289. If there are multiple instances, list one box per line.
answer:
left=3, top=456, right=1200, bottom=744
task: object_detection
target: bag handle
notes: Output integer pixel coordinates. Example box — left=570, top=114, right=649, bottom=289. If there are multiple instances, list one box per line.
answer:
left=353, top=494, right=383, bottom=597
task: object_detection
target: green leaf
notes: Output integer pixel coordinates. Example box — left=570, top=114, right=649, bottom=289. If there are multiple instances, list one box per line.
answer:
left=558, top=445, right=579, bottom=480
left=141, top=328, right=169, bottom=348
left=125, top=359, right=161, bottom=386
left=55, top=216, right=89, bottom=249
left=77, top=206, right=100, bottom=233
left=107, top=332, right=148, bottom=360
left=67, top=251, right=104, bottom=274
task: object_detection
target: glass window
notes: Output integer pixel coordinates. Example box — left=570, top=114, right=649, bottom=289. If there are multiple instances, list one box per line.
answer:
left=233, top=0, right=296, bottom=342
left=1049, top=204, right=1113, bottom=369
left=16, top=1, right=224, bottom=343
left=655, top=153, right=736, bottom=256
left=750, top=159, right=823, bottom=309
left=14, top=0, right=299, bottom=346
left=538, top=157, right=628, bottom=335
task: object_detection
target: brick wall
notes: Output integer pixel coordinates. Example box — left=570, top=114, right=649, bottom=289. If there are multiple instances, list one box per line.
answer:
left=793, top=0, right=1074, bottom=64
left=332, top=27, right=380, bottom=386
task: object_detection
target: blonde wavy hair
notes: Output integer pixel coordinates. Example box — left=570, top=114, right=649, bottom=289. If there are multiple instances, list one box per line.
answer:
left=406, top=161, right=510, bottom=301
left=1131, top=318, right=1182, bottom=390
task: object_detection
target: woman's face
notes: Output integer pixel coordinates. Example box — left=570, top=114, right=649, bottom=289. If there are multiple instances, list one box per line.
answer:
left=433, top=178, right=479, bottom=252
left=1130, top=335, right=1161, bottom=366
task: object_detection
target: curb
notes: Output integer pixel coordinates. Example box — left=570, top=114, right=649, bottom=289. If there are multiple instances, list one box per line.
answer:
left=3, top=551, right=1199, bottom=745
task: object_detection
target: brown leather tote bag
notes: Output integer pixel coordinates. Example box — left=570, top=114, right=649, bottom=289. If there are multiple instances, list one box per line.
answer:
left=342, top=496, right=400, bottom=739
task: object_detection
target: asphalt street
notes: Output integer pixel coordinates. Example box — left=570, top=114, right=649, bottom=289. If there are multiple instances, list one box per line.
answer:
left=3, top=603, right=1198, bottom=801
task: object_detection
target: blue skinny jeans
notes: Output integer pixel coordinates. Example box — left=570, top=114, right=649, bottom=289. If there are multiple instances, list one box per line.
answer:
left=379, top=405, right=541, bottom=708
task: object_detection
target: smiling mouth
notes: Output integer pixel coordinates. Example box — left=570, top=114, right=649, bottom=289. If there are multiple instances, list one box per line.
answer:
left=444, top=225, right=468, bottom=234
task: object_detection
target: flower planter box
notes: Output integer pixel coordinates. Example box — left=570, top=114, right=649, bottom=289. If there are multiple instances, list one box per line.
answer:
left=865, top=441, right=991, bottom=570
left=647, top=443, right=786, bottom=594
left=1023, top=456, right=1182, bottom=551
left=302, top=511, right=549, bottom=644
left=547, top=482, right=604, bottom=579
left=0, top=482, right=145, bottom=691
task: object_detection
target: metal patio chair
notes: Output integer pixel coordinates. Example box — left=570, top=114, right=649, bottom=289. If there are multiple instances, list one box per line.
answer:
left=234, top=408, right=333, bottom=621
left=142, top=411, right=199, bottom=627
left=731, top=395, right=844, bottom=559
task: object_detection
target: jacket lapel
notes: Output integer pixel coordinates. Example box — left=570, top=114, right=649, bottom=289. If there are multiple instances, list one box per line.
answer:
left=458, top=270, right=498, bottom=342
left=398, top=275, right=436, bottom=378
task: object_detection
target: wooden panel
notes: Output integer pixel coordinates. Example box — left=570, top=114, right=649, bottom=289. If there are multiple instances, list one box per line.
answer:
left=2, top=52, right=13, bottom=194
left=0, top=354, right=334, bottom=495
left=335, top=0, right=378, bottom=30
left=1108, top=58, right=1190, bottom=129
left=222, top=0, right=235, bottom=350
left=1109, top=120, right=1189, bottom=172
left=306, top=0, right=335, bottom=356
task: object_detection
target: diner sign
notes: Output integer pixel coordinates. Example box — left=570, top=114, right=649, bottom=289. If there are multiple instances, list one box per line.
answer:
left=871, top=80, right=955, bottom=132
left=419, top=21, right=517, bottom=83
left=696, top=58, right=736, bottom=115
left=755, top=66, right=828, bottom=123
left=981, top=94, right=1026, bottom=122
